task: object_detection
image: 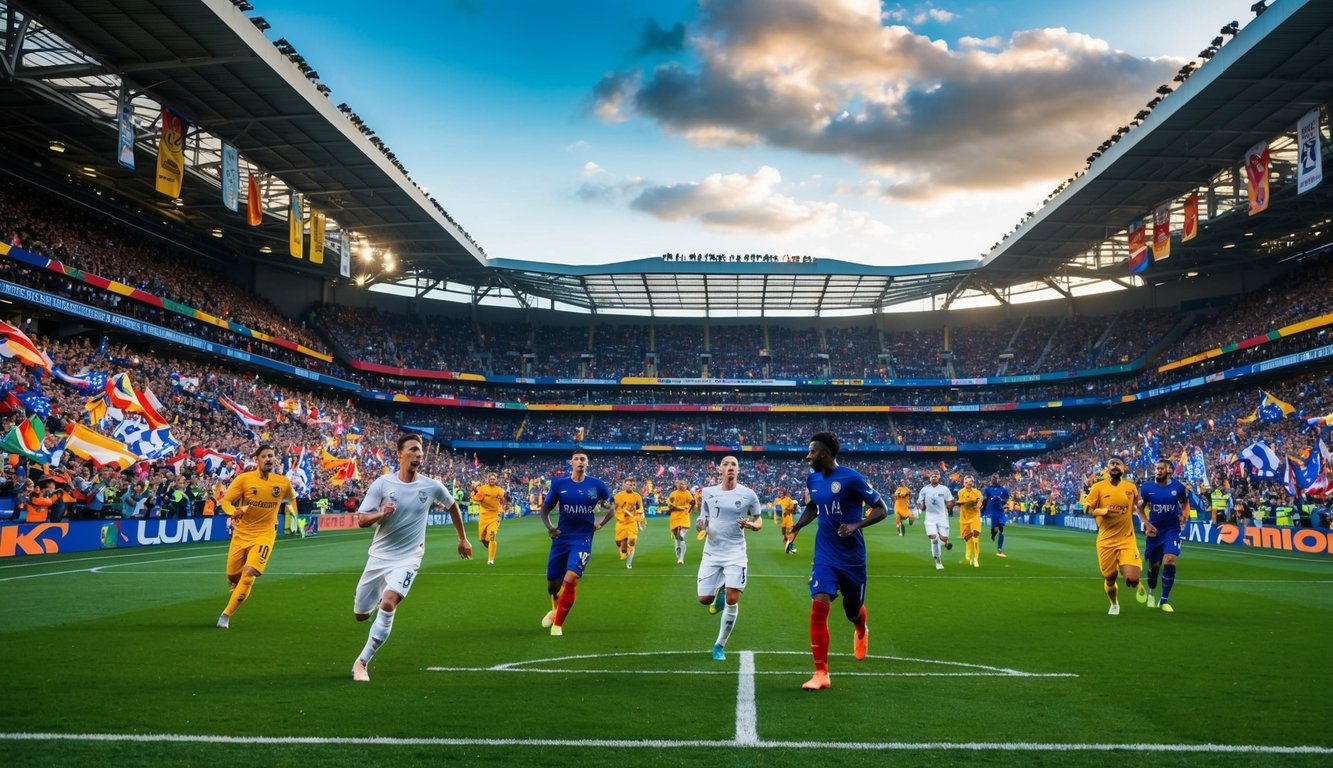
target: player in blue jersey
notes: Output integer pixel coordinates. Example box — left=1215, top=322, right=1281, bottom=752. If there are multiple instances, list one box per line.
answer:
left=788, top=431, right=889, bottom=691
left=538, top=450, right=614, bottom=636
left=982, top=474, right=1011, bottom=558
left=1139, top=458, right=1190, bottom=613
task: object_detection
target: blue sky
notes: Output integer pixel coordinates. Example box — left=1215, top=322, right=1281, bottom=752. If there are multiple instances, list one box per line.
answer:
left=256, top=0, right=1260, bottom=268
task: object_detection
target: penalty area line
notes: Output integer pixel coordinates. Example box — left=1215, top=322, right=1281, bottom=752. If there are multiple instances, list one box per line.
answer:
left=0, top=733, right=1329, bottom=754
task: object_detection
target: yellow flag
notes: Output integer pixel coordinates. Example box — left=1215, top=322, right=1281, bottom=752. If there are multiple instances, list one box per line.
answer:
left=289, top=193, right=303, bottom=258
left=310, top=209, right=326, bottom=265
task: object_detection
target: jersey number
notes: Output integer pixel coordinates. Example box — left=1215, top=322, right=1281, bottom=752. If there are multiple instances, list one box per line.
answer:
left=256, top=544, right=271, bottom=561
left=578, top=551, right=590, bottom=566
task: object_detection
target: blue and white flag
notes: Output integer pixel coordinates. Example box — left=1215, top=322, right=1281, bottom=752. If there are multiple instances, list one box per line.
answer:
left=16, top=390, right=51, bottom=418
left=129, top=427, right=180, bottom=460
left=1297, top=108, right=1323, bottom=196
left=221, top=142, right=240, bottom=212
left=1239, top=440, right=1281, bottom=480
left=117, top=98, right=136, bottom=170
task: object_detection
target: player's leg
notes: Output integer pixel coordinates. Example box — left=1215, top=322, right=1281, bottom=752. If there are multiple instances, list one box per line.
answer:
left=672, top=526, right=685, bottom=563
left=995, top=522, right=1006, bottom=556
left=928, top=531, right=942, bottom=568
left=1121, top=545, right=1144, bottom=606
left=542, top=541, right=568, bottom=628
left=551, top=543, right=589, bottom=633
left=1099, top=546, right=1120, bottom=613
left=804, top=572, right=835, bottom=690
left=712, top=566, right=746, bottom=659
left=354, top=576, right=410, bottom=681
left=218, top=541, right=246, bottom=626
left=838, top=567, right=869, bottom=660
left=1158, top=542, right=1180, bottom=610
left=1143, top=537, right=1162, bottom=606
left=625, top=533, right=637, bottom=569
left=221, top=541, right=271, bottom=625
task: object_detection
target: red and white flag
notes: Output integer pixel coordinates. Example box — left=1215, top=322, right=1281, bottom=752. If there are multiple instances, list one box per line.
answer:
left=219, top=394, right=271, bottom=427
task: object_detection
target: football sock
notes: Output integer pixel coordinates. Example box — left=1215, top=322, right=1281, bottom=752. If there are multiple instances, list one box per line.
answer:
left=716, top=602, right=739, bottom=647
left=554, top=580, right=577, bottom=626
left=1160, top=564, right=1177, bottom=601
left=358, top=607, right=396, bottom=664
left=854, top=604, right=867, bottom=636
left=549, top=591, right=559, bottom=611
left=626, top=544, right=636, bottom=568
left=1147, top=566, right=1160, bottom=591
left=674, top=539, right=683, bottom=560
left=223, top=572, right=256, bottom=617
left=810, top=601, right=830, bottom=673
left=997, top=531, right=1004, bottom=550
left=991, top=528, right=997, bottom=541
left=487, top=540, right=497, bottom=562
left=1103, top=580, right=1117, bottom=605
left=930, top=539, right=940, bottom=559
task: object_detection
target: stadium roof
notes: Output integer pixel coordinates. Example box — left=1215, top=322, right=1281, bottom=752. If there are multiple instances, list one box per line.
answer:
left=1, top=0, right=1331, bottom=316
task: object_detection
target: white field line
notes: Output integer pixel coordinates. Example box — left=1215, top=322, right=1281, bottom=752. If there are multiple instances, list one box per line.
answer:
left=734, top=651, right=758, bottom=746
left=0, top=732, right=1328, bottom=754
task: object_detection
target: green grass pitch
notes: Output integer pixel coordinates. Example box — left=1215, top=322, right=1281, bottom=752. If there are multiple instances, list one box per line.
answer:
left=2, top=518, right=1330, bottom=768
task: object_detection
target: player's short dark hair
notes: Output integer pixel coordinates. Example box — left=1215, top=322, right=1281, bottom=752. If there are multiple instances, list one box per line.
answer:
left=1157, top=458, right=1176, bottom=470
left=1107, top=455, right=1125, bottom=464
left=396, top=433, right=422, bottom=451
left=810, top=431, right=840, bottom=458
left=252, top=444, right=275, bottom=458
left=571, top=449, right=589, bottom=459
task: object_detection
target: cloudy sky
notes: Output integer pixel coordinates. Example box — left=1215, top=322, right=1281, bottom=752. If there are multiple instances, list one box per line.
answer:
left=256, top=0, right=1258, bottom=268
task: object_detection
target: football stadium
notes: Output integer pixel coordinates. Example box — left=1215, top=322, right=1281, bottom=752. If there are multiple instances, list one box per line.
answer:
left=1, top=1, right=1332, bottom=766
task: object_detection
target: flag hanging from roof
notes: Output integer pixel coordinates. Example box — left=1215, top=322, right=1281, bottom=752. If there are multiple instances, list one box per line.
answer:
left=1151, top=202, right=1171, bottom=260
left=1297, top=108, right=1323, bottom=196
left=0, top=320, right=54, bottom=372
left=1127, top=217, right=1149, bottom=274
left=246, top=173, right=263, bottom=226
left=1182, top=191, right=1199, bottom=242
left=1244, top=140, right=1270, bottom=216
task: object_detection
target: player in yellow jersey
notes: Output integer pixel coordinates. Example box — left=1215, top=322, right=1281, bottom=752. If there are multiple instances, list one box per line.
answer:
left=471, top=472, right=507, bottom=565
left=666, top=479, right=695, bottom=564
left=216, top=445, right=296, bottom=629
left=775, top=489, right=799, bottom=554
left=1084, top=456, right=1146, bottom=615
left=892, top=482, right=914, bottom=536
left=955, top=475, right=983, bottom=567
left=613, top=478, right=646, bottom=569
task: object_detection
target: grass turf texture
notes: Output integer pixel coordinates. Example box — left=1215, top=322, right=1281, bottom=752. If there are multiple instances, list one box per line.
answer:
left=2, top=519, right=1330, bottom=768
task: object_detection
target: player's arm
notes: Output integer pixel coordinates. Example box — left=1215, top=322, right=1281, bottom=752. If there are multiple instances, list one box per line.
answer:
left=790, top=498, right=818, bottom=535
left=740, top=493, right=763, bottom=532
left=1085, top=486, right=1107, bottom=516
left=1179, top=494, right=1191, bottom=528
left=594, top=500, right=616, bottom=530
left=219, top=474, right=246, bottom=518
left=445, top=500, right=472, bottom=559
left=538, top=494, right=560, bottom=538
left=356, top=482, right=390, bottom=528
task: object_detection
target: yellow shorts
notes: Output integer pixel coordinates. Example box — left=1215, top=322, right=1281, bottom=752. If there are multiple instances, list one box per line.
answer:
left=226, top=535, right=275, bottom=577
left=1097, top=541, right=1142, bottom=577
left=615, top=523, right=639, bottom=541
left=669, top=512, right=691, bottom=530
left=960, top=519, right=981, bottom=538
left=478, top=516, right=499, bottom=541
left=895, top=509, right=913, bottom=521
left=780, top=515, right=793, bottom=529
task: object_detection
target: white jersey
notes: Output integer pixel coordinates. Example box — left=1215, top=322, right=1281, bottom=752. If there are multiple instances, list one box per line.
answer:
left=699, top=482, right=762, bottom=565
left=358, top=473, right=456, bottom=564
left=917, top=483, right=953, bottom=521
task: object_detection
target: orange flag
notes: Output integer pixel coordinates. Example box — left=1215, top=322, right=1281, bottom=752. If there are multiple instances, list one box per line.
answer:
left=1182, top=191, right=1198, bottom=242
left=246, top=174, right=262, bottom=226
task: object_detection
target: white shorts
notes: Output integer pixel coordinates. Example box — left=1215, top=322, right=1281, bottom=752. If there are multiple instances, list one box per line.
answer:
left=697, top=560, right=748, bottom=596
left=354, top=557, right=421, bottom=614
left=923, top=517, right=950, bottom=538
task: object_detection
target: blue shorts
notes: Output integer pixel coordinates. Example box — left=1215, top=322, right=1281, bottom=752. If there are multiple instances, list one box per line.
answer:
left=1143, top=531, right=1182, bottom=563
left=989, top=514, right=1006, bottom=528
left=546, top=535, right=593, bottom=581
left=809, top=562, right=867, bottom=605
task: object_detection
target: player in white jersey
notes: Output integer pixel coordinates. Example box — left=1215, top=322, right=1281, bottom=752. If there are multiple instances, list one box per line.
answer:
left=350, top=434, right=471, bottom=682
left=695, top=455, right=763, bottom=661
left=916, top=470, right=955, bottom=570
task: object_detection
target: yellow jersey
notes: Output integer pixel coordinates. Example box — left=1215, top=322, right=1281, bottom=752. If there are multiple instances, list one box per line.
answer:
left=893, top=486, right=912, bottom=517
left=956, top=487, right=982, bottom=523
left=1084, top=478, right=1140, bottom=546
left=221, top=470, right=295, bottom=542
left=472, top=483, right=506, bottom=520
left=775, top=495, right=797, bottom=523
left=666, top=489, right=694, bottom=527
left=614, top=490, right=645, bottom=525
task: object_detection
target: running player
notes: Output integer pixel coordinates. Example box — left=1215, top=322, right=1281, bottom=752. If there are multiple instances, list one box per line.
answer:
left=956, top=475, right=983, bottom=568
left=775, top=488, right=798, bottom=554
left=695, top=455, right=762, bottom=660
left=1140, top=458, right=1189, bottom=612
left=789, top=431, right=889, bottom=691
left=471, top=472, right=507, bottom=565
left=666, top=479, right=695, bottom=564
left=350, top=434, right=471, bottom=681
left=982, top=474, right=1011, bottom=558
left=892, top=479, right=914, bottom=536
left=613, top=478, right=645, bottom=569
left=539, top=450, right=614, bottom=636
left=1084, top=456, right=1146, bottom=616
left=917, top=470, right=954, bottom=570
left=215, top=445, right=296, bottom=629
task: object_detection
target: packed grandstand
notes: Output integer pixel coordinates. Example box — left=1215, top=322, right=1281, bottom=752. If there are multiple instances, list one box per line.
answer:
left=0, top=0, right=1330, bottom=545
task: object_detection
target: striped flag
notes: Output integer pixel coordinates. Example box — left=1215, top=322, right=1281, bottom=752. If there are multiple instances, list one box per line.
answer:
left=136, top=386, right=169, bottom=429
left=63, top=424, right=139, bottom=469
left=219, top=394, right=271, bottom=427
left=105, top=372, right=139, bottom=410
left=0, top=415, right=52, bottom=463
left=1127, top=218, right=1149, bottom=274
left=52, top=365, right=108, bottom=395
left=0, top=320, right=54, bottom=372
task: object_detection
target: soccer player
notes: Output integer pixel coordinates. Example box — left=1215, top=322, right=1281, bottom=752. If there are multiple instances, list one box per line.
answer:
left=789, top=431, right=889, bottom=691
left=471, top=472, right=507, bottom=565
left=917, top=470, right=954, bottom=570
left=613, top=478, right=646, bottom=568
left=775, top=488, right=798, bottom=554
left=982, top=473, right=1011, bottom=558
left=1084, top=456, right=1146, bottom=616
left=539, top=450, right=614, bottom=636
left=696, top=455, right=762, bottom=660
left=956, top=474, right=983, bottom=568
left=1140, top=458, right=1189, bottom=612
left=215, top=445, right=296, bottom=629
left=892, top=480, right=914, bottom=536
left=351, top=434, right=471, bottom=682
left=666, top=479, right=695, bottom=564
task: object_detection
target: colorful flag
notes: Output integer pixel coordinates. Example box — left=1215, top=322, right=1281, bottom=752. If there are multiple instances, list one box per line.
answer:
left=0, top=415, right=51, bottom=463
left=104, top=372, right=139, bottom=411
left=52, top=365, right=107, bottom=395
left=64, top=424, right=138, bottom=469
left=219, top=394, right=271, bottom=427
left=221, top=142, right=240, bottom=212
left=1244, top=140, right=1270, bottom=215
left=1151, top=202, right=1171, bottom=260
left=116, top=97, right=135, bottom=170
left=289, top=192, right=303, bottom=258
left=1127, top=218, right=1148, bottom=274
left=1297, top=108, right=1323, bottom=196
left=246, top=174, right=263, bottom=226
left=15, top=390, right=51, bottom=419
left=309, top=209, right=326, bottom=265
left=0, top=320, right=54, bottom=372
left=1182, top=191, right=1198, bottom=242
left=192, top=447, right=239, bottom=473
left=1257, top=390, right=1295, bottom=422
left=154, top=107, right=189, bottom=198
left=135, top=386, right=169, bottom=429
left=1239, top=440, right=1281, bottom=479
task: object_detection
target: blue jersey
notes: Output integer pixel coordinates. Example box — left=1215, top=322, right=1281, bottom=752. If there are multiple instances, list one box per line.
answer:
left=543, top=476, right=611, bottom=537
left=982, top=485, right=1009, bottom=517
left=1140, top=479, right=1188, bottom=533
left=806, top=465, right=884, bottom=568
